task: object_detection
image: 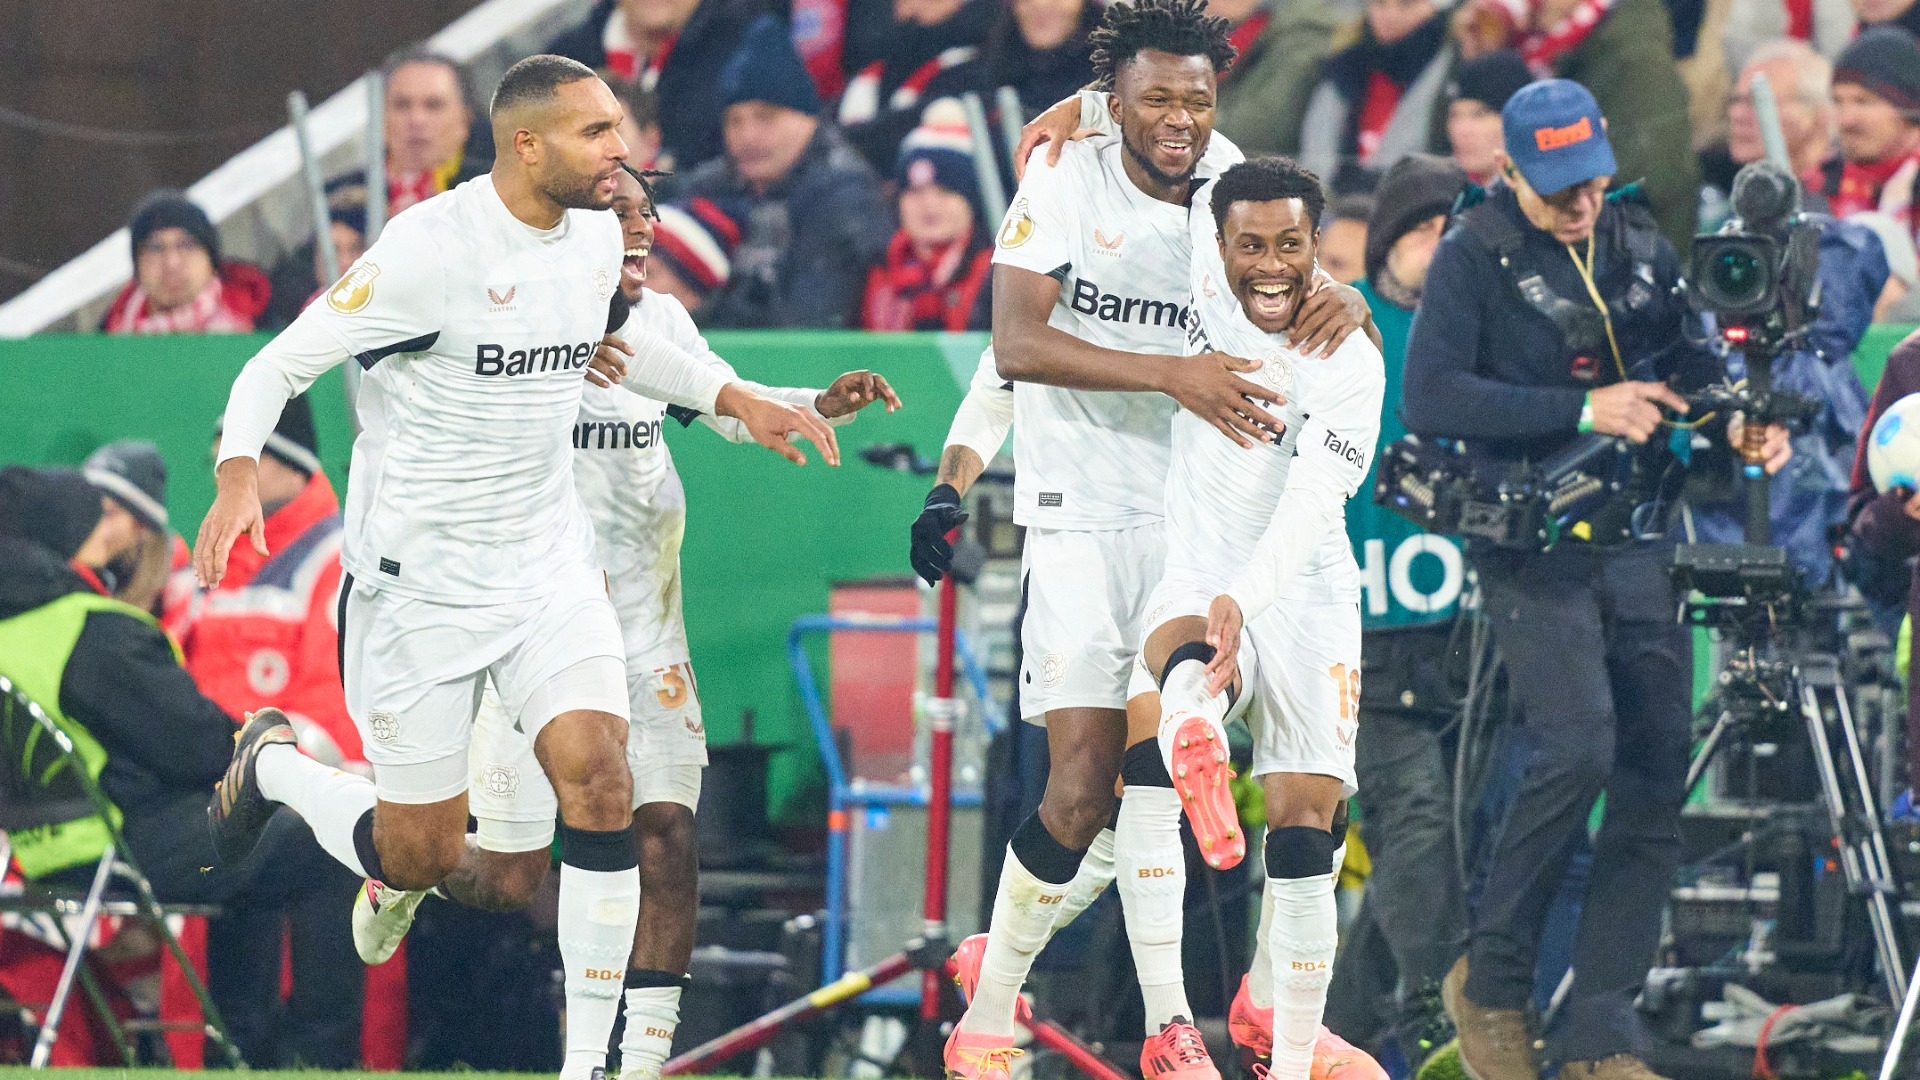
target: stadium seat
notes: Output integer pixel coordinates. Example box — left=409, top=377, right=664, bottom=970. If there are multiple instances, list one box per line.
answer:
left=0, top=674, right=242, bottom=1068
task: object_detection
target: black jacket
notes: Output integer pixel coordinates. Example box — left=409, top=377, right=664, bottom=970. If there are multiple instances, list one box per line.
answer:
left=1402, top=184, right=1719, bottom=464
left=548, top=0, right=768, bottom=171
left=0, top=537, right=234, bottom=825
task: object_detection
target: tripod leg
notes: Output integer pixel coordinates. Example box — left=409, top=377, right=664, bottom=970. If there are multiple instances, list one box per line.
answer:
left=1686, top=710, right=1734, bottom=796
left=1880, top=951, right=1920, bottom=1080
left=1801, top=680, right=1908, bottom=1003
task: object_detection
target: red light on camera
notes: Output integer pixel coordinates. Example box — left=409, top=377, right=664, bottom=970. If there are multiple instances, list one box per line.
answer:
left=1723, top=326, right=1750, bottom=344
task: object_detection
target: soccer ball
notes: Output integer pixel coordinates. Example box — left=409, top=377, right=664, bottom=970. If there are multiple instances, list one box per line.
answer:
left=1868, top=393, right=1920, bottom=493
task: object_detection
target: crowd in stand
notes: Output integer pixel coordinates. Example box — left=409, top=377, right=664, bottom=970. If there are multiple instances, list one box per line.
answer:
left=95, top=0, right=1919, bottom=341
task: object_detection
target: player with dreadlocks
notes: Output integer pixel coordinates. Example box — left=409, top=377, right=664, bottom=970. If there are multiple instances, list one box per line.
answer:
left=908, top=4, right=1379, bottom=1080
left=349, top=162, right=900, bottom=1080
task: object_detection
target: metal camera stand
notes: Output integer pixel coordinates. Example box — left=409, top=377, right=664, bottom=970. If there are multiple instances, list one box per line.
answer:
left=1688, top=333, right=1920, bottom=1077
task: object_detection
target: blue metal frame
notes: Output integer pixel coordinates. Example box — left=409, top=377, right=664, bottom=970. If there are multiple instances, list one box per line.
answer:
left=786, top=613, right=1004, bottom=986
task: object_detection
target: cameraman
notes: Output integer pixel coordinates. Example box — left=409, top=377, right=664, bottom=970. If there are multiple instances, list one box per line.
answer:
left=1402, top=80, right=1789, bottom=1080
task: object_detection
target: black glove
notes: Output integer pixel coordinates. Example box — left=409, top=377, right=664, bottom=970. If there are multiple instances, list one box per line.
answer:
left=909, top=483, right=969, bottom=584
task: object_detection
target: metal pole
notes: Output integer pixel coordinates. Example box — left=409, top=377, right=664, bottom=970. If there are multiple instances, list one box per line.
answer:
left=960, top=92, right=1009, bottom=233
left=344, top=72, right=386, bottom=437
left=1749, top=72, right=1793, bottom=175
left=288, top=92, right=338, bottom=303
left=920, top=569, right=959, bottom=1020
left=994, top=86, right=1026, bottom=172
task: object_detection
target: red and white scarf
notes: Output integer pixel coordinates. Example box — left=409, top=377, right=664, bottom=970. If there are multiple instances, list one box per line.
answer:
left=1476, top=0, right=1618, bottom=74
left=103, top=276, right=253, bottom=335
left=1832, top=148, right=1920, bottom=242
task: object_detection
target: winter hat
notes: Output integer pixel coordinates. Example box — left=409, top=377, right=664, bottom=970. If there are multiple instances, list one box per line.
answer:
left=83, top=440, right=169, bottom=533
left=722, top=15, right=824, bottom=116
left=652, top=199, right=738, bottom=298
left=1365, top=153, right=1469, bottom=284
left=896, top=99, right=984, bottom=218
left=324, top=177, right=370, bottom=239
left=1450, top=49, right=1533, bottom=112
left=0, top=467, right=101, bottom=561
left=129, top=190, right=220, bottom=266
left=216, top=395, right=321, bottom=478
left=1833, top=27, right=1920, bottom=121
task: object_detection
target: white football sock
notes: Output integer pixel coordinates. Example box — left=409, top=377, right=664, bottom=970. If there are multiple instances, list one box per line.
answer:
left=618, top=984, right=682, bottom=1078
left=960, top=846, right=1071, bottom=1036
left=1157, top=659, right=1230, bottom=773
left=1249, top=880, right=1275, bottom=1009
left=1266, top=874, right=1337, bottom=1080
left=255, top=743, right=377, bottom=877
left=558, top=862, right=641, bottom=1080
left=1117, top=784, right=1190, bottom=1033
left=1054, top=827, right=1116, bottom=926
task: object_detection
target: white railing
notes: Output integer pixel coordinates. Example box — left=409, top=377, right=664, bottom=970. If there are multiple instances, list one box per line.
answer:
left=0, top=0, right=593, bottom=338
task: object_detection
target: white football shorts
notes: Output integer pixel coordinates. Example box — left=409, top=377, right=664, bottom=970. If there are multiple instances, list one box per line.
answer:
left=1018, top=524, right=1166, bottom=721
left=1142, top=577, right=1360, bottom=797
left=468, top=660, right=708, bottom=852
left=339, top=562, right=629, bottom=804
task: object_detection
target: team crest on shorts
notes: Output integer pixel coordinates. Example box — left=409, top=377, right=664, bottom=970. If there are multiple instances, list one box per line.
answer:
left=1041, top=652, right=1067, bottom=689
left=368, top=710, right=400, bottom=744
left=482, top=763, right=520, bottom=798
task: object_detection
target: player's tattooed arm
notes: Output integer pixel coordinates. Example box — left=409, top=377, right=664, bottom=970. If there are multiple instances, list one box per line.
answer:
left=994, top=266, right=1285, bottom=448
left=936, top=445, right=987, bottom=498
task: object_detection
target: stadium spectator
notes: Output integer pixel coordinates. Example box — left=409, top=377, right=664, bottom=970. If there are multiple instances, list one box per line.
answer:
left=1321, top=193, right=1375, bottom=283
left=1722, top=0, right=1855, bottom=75
left=836, top=0, right=996, bottom=173
left=649, top=201, right=737, bottom=317
left=547, top=0, right=766, bottom=171
left=103, top=191, right=270, bottom=335
left=1702, top=40, right=1839, bottom=211
left=1452, top=0, right=1701, bottom=249
left=1846, top=327, right=1920, bottom=818
left=327, top=50, right=487, bottom=219
left=1298, top=0, right=1457, bottom=194
left=1829, top=28, right=1920, bottom=248
left=1851, top=0, right=1920, bottom=35
left=79, top=440, right=174, bottom=613
left=683, top=15, right=894, bottom=327
left=263, top=180, right=372, bottom=331
left=1211, top=0, right=1346, bottom=158
left=167, top=396, right=363, bottom=771
left=1446, top=48, right=1531, bottom=184
left=863, top=109, right=994, bottom=330
left=616, top=81, right=666, bottom=170
left=0, top=466, right=364, bottom=1068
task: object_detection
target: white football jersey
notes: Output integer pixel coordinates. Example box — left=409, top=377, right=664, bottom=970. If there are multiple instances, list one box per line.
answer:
left=1165, top=178, right=1385, bottom=605
left=992, top=138, right=1198, bottom=530
left=580, top=289, right=831, bottom=666
left=289, top=175, right=622, bottom=604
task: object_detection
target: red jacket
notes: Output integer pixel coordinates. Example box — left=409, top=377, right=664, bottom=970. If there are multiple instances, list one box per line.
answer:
left=165, top=472, right=362, bottom=767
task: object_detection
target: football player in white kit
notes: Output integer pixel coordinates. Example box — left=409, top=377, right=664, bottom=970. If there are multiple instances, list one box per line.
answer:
left=909, top=6, right=1378, bottom=1080
left=1139, top=159, right=1386, bottom=1080
left=194, top=57, right=837, bottom=1080
left=346, top=163, right=900, bottom=1080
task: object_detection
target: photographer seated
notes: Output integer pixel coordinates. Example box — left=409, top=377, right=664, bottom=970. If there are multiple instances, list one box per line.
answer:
left=1402, top=80, right=1789, bottom=1080
left=0, top=466, right=363, bottom=1067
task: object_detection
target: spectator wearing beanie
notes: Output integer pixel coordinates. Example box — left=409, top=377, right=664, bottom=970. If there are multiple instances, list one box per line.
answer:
left=1450, top=0, right=1700, bottom=250
left=648, top=200, right=738, bottom=317
left=80, top=440, right=174, bottom=611
left=682, top=15, right=894, bottom=328
left=1299, top=0, right=1458, bottom=194
left=173, top=395, right=363, bottom=771
left=1213, top=0, right=1347, bottom=159
left=103, top=191, right=271, bottom=335
left=1830, top=27, right=1920, bottom=246
left=1446, top=48, right=1531, bottom=183
left=547, top=0, right=764, bottom=172
left=863, top=107, right=995, bottom=331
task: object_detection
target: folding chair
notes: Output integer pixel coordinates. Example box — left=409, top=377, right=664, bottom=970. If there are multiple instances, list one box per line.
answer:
left=0, top=672, right=242, bottom=1068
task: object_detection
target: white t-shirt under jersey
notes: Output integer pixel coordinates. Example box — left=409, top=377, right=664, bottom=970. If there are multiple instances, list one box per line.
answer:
left=217, top=176, right=726, bottom=606
left=1167, top=177, right=1385, bottom=620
